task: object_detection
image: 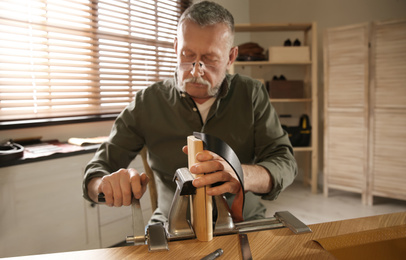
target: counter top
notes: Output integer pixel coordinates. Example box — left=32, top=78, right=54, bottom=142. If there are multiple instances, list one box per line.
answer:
left=4, top=211, right=406, bottom=259
left=0, top=140, right=98, bottom=168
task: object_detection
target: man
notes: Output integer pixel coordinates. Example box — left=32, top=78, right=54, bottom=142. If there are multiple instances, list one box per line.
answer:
left=83, top=1, right=297, bottom=223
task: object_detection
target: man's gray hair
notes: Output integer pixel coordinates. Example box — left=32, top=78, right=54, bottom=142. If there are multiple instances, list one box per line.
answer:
left=178, top=1, right=235, bottom=45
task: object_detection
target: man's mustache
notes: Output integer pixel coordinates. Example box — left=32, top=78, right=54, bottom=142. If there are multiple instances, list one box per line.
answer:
left=183, top=77, right=211, bottom=86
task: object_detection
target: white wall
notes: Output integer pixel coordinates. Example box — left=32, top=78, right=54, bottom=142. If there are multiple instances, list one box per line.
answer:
left=209, top=0, right=250, bottom=24
left=249, top=0, right=406, bottom=28
left=194, top=0, right=251, bottom=43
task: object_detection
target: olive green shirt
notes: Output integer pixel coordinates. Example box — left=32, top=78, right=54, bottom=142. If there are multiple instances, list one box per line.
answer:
left=83, top=73, right=297, bottom=223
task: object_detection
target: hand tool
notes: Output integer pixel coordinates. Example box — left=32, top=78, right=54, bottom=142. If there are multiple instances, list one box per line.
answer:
left=98, top=132, right=312, bottom=252
left=200, top=248, right=223, bottom=260
left=239, top=233, right=253, bottom=260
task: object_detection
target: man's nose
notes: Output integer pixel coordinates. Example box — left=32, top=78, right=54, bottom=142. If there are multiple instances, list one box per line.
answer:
left=191, top=62, right=204, bottom=77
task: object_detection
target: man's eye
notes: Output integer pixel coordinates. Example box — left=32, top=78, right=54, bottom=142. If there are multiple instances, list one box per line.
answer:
left=182, top=51, right=194, bottom=58
left=203, top=58, right=218, bottom=66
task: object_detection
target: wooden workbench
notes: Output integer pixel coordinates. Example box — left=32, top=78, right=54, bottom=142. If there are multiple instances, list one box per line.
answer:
left=6, top=212, right=406, bottom=259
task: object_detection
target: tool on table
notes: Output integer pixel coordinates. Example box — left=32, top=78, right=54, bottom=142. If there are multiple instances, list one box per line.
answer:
left=98, top=132, right=311, bottom=253
left=200, top=248, right=223, bottom=260
left=98, top=194, right=169, bottom=251
left=239, top=234, right=252, bottom=260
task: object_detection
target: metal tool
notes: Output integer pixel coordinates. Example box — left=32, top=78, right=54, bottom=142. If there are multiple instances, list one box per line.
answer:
left=200, top=248, right=223, bottom=260
left=98, top=193, right=169, bottom=251
left=275, top=211, right=311, bottom=234
left=98, top=132, right=311, bottom=252
left=239, top=233, right=253, bottom=260
left=98, top=168, right=311, bottom=253
left=125, top=198, right=147, bottom=245
left=106, top=167, right=311, bottom=251
left=166, top=167, right=237, bottom=240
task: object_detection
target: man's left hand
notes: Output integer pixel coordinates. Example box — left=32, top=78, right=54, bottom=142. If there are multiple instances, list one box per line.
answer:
left=182, top=146, right=241, bottom=196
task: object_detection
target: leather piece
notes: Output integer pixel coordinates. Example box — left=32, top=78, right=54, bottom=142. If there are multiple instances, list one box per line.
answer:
left=193, top=132, right=245, bottom=222
left=230, top=188, right=244, bottom=222
left=314, top=224, right=406, bottom=260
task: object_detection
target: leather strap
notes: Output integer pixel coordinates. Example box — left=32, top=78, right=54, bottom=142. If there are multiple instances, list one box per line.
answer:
left=193, top=132, right=245, bottom=222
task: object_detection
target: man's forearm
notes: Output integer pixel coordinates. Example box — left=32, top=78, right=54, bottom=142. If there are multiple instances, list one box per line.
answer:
left=242, top=164, right=272, bottom=194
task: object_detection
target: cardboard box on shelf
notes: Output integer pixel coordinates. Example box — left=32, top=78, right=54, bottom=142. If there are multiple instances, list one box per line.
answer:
left=268, top=46, right=310, bottom=63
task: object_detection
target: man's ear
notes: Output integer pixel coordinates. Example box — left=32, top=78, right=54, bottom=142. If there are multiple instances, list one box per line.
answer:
left=174, top=37, right=178, bottom=55
left=227, top=46, right=238, bottom=67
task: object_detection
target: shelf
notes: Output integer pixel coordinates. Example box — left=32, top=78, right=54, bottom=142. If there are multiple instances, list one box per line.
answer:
left=234, top=61, right=311, bottom=66
left=232, top=22, right=318, bottom=194
left=293, top=147, right=313, bottom=152
left=270, top=98, right=312, bottom=103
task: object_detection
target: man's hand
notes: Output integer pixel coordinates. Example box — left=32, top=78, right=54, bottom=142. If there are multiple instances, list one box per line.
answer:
left=88, top=168, right=149, bottom=207
left=182, top=146, right=241, bottom=196
left=183, top=146, right=273, bottom=195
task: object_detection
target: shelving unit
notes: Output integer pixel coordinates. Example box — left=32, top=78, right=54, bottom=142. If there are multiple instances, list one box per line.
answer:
left=230, top=22, right=319, bottom=193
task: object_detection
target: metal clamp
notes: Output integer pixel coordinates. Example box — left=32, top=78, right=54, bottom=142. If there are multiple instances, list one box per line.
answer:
left=98, top=193, right=169, bottom=251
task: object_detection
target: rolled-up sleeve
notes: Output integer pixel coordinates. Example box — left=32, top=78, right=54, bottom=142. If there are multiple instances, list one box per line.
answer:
left=252, top=81, right=297, bottom=201
left=82, top=100, right=144, bottom=202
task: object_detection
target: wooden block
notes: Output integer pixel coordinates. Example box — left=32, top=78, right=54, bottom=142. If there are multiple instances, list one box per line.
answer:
left=187, top=135, right=213, bottom=242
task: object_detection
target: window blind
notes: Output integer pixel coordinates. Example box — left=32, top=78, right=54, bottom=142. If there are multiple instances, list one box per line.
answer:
left=0, top=0, right=189, bottom=122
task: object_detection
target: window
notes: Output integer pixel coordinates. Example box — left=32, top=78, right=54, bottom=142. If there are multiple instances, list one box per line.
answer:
left=0, top=0, right=190, bottom=123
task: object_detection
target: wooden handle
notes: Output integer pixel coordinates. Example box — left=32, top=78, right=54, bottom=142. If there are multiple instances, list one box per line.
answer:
left=187, top=135, right=213, bottom=242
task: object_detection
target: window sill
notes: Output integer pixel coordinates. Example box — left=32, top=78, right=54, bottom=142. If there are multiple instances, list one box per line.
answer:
left=0, top=113, right=119, bottom=130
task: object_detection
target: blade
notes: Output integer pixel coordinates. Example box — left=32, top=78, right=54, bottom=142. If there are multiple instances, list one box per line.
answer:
left=239, top=233, right=253, bottom=260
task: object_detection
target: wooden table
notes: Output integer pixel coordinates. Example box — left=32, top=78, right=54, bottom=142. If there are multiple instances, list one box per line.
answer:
left=6, top=212, right=406, bottom=260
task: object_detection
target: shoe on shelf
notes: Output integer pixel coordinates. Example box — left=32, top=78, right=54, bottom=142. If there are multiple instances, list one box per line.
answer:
left=283, top=39, right=292, bottom=46
left=272, top=75, right=287, bottom=80
left=293, top=39, right=301, bottom=46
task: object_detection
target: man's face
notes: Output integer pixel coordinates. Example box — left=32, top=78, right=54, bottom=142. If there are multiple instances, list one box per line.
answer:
left=174, top=20, right=236, bottom=103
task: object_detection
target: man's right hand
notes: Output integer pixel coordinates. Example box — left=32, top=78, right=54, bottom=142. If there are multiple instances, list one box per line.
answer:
left=88, top=168, right=149, bottom=207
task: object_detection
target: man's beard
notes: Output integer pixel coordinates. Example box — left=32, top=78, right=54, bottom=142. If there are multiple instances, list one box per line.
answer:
left=176, top=70, right=225, bottom=97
